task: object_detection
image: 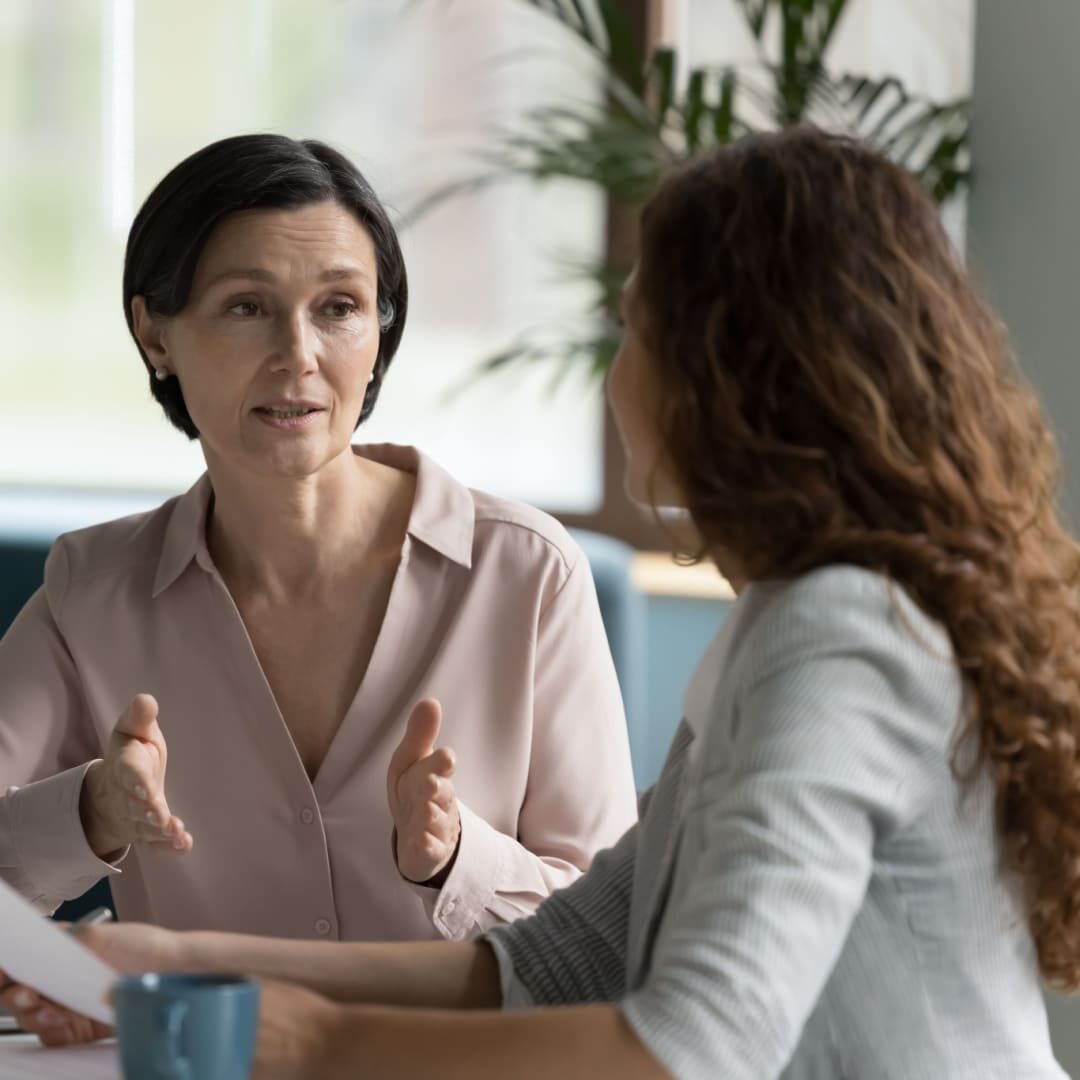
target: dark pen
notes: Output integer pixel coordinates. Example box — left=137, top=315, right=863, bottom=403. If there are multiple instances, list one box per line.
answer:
left=69, top=907, right=114, bottom=930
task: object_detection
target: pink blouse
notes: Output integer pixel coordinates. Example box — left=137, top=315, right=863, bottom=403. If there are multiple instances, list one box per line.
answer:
left=0, top=445, right=637, bottom=942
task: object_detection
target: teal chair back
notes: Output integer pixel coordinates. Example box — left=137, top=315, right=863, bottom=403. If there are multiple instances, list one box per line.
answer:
left=566, top=529, right=646, bottom=768
left=0, top=542, right=47, bottom=635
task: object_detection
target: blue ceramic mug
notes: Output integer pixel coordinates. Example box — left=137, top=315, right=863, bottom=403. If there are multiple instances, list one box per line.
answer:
left=113, top=973, right=260, bottom=1080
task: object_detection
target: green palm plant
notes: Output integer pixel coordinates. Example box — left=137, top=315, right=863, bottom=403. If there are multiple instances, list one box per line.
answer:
left=413, top=0, right=971, bottom=384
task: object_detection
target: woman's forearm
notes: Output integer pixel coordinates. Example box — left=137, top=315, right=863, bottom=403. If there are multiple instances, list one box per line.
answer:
left=317, top=1003, right=670, bottom=1080
left=181, top=932, right=501, bottom=1009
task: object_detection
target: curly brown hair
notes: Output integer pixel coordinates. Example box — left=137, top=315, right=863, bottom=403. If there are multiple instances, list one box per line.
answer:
left=636, top=126, right=1080, bottom=989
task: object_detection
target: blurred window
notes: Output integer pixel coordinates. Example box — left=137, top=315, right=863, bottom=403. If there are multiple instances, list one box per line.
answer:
left=0, top=0, right=604, bottom=511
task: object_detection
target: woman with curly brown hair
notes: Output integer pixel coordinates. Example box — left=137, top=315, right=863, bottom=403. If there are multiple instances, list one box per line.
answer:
left=8, top=127, right=1073, bottom=1078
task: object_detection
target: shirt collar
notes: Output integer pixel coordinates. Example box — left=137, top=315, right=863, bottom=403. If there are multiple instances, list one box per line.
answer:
left=152, top=443, right=474, bottom=599
left=355, top=443, right=475, bottom=568
left=152, top=473, right=215, bottom=598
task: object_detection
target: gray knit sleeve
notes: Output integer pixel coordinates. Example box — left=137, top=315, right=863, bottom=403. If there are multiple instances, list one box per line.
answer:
left=483, top=725, right=692, bottom=1007
left=483, top=817, right=638, bottom=1005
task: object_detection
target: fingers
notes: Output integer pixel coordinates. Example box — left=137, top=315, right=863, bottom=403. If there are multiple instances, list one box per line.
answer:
left=115, top=779, right=176, bottom=839
left=405, top=771, right=455, bottom=818
left=395, top=794, right=461, bottom=883
left=109, top=695, right=168, bottom=808
left=113, top=693, right=161, bottom=743
left=386, top=699, right=462, bottom=883
left=100, top=712, right=193, bottom=852
left=430, top=746, right=455, bottom=779
left=125, top=790, right=165, bottom=828
left=31, top=1009, right=110, bottom=1046
left=0, top=984, right=107, bottom=1045
left=420, top=801, right=457, bottom=838
left=388, top=699, right=443, bottom=789
left=114, top=731, right=163, bottom=797
left=1, top=982, right=38, bottom=1016
left=132, top=819, right=193, bottom=851
left=391, top=722, right=457, bottom=822
left=425, top=772, right=456, bottom=809
left=398, top=830, right=456, bottom=872
left=112, top=778, right=171, bottom=844
left=37, top=1015, right=112, bottom=1047
left=162, top=816, right=193, bottom=850
left=400, top=791, right=457, bottom=832
left=391, top=752, right=458, bottom=830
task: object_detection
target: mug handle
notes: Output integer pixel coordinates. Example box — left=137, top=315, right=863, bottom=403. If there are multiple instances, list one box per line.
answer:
left=155, top=999, right=191, bottom=1080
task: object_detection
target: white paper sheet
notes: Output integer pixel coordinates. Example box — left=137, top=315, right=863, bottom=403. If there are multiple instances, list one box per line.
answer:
left=0, top=1035, right=118, bottom=1078
left=0, top=878, right=116, bottom=1025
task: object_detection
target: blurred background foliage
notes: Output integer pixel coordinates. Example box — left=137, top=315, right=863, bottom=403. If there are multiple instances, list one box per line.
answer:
left=414, top=0, right=971, bottom=386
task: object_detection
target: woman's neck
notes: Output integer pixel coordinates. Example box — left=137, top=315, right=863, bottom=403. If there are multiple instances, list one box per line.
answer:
left=204, top=449, right=412, bottom=601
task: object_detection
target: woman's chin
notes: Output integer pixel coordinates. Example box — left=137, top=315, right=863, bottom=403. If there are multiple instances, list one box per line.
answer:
left=264, top=445, right=349, bottom=480
left=213, top=437, right=345, bottom=483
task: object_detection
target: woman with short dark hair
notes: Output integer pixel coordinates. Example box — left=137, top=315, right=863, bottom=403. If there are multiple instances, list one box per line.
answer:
left=0, top=133, right=637, bottom=943
left=124, top=136, right=407, bottom=438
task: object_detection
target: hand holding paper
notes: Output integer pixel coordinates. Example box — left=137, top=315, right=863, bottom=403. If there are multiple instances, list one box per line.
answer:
left=0, top=878, right=115, bottom=1026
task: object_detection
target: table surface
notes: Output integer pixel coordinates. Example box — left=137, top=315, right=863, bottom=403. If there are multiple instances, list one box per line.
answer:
left=0, top=1034, right=118, bottom=1078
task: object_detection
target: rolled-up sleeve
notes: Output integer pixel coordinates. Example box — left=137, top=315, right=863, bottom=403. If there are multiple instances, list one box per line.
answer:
left=0, top=544, right=122, bottom=910
left=418, top=553, right=638, bottom=939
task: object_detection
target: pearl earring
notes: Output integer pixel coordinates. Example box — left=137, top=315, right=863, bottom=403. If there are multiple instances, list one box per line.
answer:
left=155, top=368, right=170, bottom=382
left=367, top=372, right=375, bottom=384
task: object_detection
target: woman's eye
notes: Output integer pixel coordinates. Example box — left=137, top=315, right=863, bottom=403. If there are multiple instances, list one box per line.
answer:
left=227, top=301, right=261, bottom=317
left=324, top=299, right=358, bottom=319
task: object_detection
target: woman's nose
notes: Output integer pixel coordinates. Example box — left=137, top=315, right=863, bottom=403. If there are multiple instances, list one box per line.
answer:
left=268, top=312, right=319, bottom=375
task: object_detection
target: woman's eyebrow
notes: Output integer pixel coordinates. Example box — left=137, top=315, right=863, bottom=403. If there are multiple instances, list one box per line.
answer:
left=318, top=265, right=372, bottom=284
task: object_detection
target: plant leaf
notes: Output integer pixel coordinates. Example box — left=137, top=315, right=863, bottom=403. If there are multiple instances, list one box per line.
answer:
left=712, top=69, right=738, bottom=142
left=811, top=0, right=849, bottom=58
left=733, top=0, right=773, bottom=41
left=649, top=47, right=677, bottom=121
left=595, top=0, right=646, bottom=92
left=683, top=69, right=707, bottom=151
left=418, top=0, right=973, bottom=391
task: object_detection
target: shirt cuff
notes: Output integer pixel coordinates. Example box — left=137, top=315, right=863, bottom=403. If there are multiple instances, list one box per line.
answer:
left=406, top=800, right=503, bottom=940
left=7, top=762, right=127, bottom=905
left=484, top=931, right=535, bottom=1010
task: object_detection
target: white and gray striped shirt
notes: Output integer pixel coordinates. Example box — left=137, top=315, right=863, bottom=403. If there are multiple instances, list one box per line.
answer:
left=487, top=565, right=1065, bottom=1079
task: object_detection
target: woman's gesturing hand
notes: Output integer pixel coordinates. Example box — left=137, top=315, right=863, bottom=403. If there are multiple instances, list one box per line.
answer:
left=79, top=693, right=193, bottom=860
left=387, top=698, right=461, bottom=885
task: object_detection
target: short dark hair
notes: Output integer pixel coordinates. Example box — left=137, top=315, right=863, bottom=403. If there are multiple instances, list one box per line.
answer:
left=122, top=134, right=408, bottom=439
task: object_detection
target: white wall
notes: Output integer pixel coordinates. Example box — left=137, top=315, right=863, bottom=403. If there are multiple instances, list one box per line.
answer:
left=968, top=0, right=1080, bottom=527
left=967, top=3, right=1080, bottom=1071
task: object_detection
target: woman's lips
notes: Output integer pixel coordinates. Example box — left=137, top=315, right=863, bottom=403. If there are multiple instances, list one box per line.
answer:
left=252, top=405, right=325, bottom=430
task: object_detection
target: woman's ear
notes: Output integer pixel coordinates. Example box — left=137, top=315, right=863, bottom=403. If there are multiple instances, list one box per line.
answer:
left=131, top=296, right=170, bottom=366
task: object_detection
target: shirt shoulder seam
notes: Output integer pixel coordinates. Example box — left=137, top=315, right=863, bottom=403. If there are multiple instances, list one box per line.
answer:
left=471, top=514, right=576, bottom=581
